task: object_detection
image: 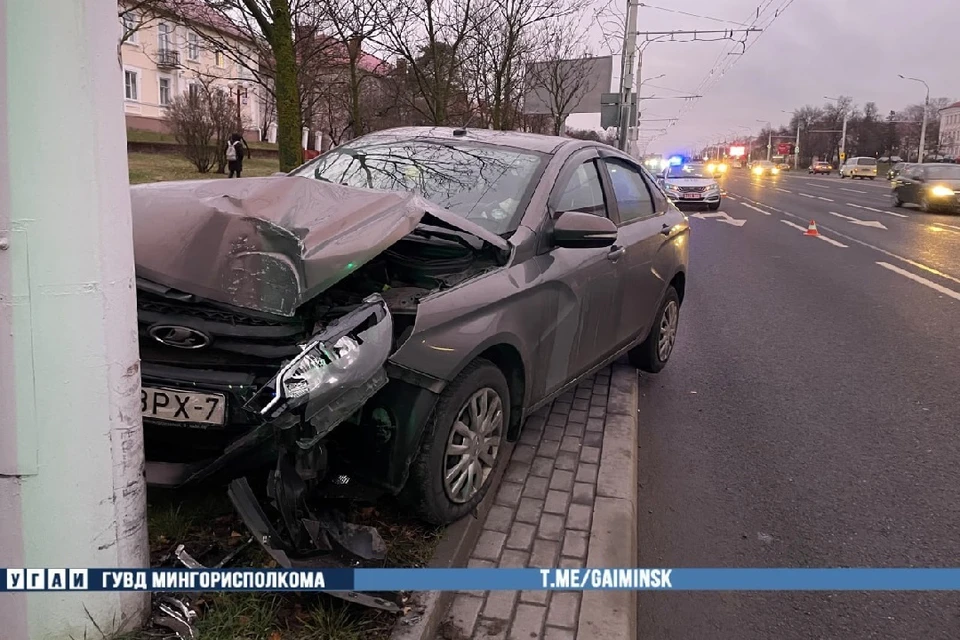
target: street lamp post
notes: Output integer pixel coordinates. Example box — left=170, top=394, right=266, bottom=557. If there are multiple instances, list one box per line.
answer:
left=824, top=96, right=848, bottom=165
left=899, top=74, right=930, bottom=163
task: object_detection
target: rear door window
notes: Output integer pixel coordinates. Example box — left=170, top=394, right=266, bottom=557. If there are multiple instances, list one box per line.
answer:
left=858, top=158, right=877, bottom=166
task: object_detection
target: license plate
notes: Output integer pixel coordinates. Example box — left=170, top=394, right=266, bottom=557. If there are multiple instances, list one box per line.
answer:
left=682, top=193, right=701, bottom=199
left=142, top=387, right=226, bottom=426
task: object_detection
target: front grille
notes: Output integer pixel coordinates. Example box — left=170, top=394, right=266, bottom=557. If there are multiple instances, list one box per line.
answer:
left=678, top=186, right=707, bottom=192
left=136, top=281, right=310, bottom=365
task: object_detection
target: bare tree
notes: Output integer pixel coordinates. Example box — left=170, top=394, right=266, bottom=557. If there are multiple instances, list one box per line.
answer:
left=523, top=19, right=594, bottom=136
left=376, top=0, right=475, bottom=125
left=117, top=0, right=193, bottom=66
left=467, top=0, right=575, bottom=130
left=166, top=76, right=236, bottom=172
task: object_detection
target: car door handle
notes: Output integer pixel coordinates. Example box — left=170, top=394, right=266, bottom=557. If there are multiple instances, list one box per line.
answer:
left=660, top=224, right=674, bottom=236
left=607, top=245, right=626, bottom=261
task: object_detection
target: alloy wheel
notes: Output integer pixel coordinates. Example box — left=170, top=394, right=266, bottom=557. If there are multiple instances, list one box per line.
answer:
left=443, top=387, right=504, bottom=504
left=658, top=300, right=680, bottom=362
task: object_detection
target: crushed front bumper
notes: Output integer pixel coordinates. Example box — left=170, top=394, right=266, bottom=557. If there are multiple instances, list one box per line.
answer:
left=144, top=294, right=393, bottom=487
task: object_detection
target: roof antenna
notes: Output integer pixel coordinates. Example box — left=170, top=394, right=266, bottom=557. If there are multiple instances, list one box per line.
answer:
left=454, top=111, right=478, bottom=136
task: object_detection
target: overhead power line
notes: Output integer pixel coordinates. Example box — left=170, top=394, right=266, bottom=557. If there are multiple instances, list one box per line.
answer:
left=637, top=3, right=752, bottom=27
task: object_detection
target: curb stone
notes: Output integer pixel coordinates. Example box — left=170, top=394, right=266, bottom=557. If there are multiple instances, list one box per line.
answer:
left=390, top=440, right=516, bottom=640
left=577, top=363, right=638, bottom=640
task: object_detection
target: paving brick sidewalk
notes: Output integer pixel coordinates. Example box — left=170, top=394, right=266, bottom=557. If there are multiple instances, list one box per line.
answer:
left=440, top=364, right=635, bottom=640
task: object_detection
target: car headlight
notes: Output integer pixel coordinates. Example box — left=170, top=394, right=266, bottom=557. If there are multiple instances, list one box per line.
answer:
left=279, top=335, right=360, bottom=402
left=718, top=164, right=728, bottom=173
left=666, top=184, right=681, bottom=192
left=706, top=164, right=716, bottom=173
left=771, top=167, right=780, bottom=174
left=752, top=167, right=762, bottom=175
left=930, top=185, right=955, bottom=198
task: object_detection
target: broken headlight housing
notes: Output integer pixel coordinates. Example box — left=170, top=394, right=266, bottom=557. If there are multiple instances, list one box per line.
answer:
left=280, top=335, right=360, bottom=402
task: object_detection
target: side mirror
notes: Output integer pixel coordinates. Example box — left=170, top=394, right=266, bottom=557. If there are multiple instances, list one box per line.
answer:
left=553, top=211, right=618, bottom=249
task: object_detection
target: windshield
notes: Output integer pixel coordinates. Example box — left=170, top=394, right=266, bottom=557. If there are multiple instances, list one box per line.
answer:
left=858, top=158, right=878, bottom=165
left=665, top=164, right=711, bottom=178
left=292, top=139, right=546, bottom=235
left=925, top=165, right=960, bottom=180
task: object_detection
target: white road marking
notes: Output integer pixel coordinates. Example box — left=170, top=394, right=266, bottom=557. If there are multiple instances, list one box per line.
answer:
left=817, top=196, right=834, bottom=202
left=931, top=224, right=960, bottom=236
left=740, top=203, right=771, bottom=215
left=828, top=211, right=888, bottom=229
left=846, top=202, right=908, bottom=218
left=780, top=219, right=848, bottom=247
left=776, top=188, right=792, bottom=193
left=799, top=192, right=816, bottom=199
left=806, top=183, right=830, bottom=189
left=934, top=222, right=960, bottom=231
left=733, top=194, right=960, bottom=286
left=691, top=211, right=746, bottom=227
left=840, top=187, right=867, bottom=194
left=876, top=262, right=960, bottom=301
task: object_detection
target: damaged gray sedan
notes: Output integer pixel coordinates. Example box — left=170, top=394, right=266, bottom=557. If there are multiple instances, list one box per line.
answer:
left=134, top=127, right=689, bottom=544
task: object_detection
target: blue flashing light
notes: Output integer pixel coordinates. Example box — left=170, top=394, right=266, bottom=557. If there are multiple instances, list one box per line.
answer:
left=668, top=155, right=684, bottom=166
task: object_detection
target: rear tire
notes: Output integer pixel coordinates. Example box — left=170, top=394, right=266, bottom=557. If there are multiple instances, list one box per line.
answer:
left=406, top=359, right=510, bottom=525
left=893, top=192, right=903, bottom=207
left=629, top=287, right=681, bottom=374
left=870, top=176, right=876, bottom=181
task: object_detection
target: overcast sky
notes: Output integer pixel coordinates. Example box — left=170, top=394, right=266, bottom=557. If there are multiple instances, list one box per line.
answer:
left=567, top=0, right=958, bottom=154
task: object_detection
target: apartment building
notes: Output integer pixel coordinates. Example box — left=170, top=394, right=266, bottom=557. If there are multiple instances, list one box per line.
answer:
left=939, top=101, right=960, bottom=159
left=119, top=2, right=262, bottom=137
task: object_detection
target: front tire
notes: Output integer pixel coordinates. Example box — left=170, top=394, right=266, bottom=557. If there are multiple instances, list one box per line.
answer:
left=629, top=287, right=680, bottom=374
left=406, top=359, right=509, bottom=525
left=920, top=195, right=931, bottom=213
left=893, top=191, right=903, bottom=207
left=708, top=201, right=720, bottom=211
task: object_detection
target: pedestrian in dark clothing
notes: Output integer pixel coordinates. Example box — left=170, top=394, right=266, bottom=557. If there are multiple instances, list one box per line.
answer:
left=226, top=133, right=250, bottom=178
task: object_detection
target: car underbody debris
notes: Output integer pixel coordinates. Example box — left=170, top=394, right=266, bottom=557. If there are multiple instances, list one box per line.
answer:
left=228, top=477, right=402, bottom=612
left=151, top=595, right=199, bottom=640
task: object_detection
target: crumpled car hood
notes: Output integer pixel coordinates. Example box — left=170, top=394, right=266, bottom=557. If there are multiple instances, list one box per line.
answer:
left=131, top=176, right=509, bottom=317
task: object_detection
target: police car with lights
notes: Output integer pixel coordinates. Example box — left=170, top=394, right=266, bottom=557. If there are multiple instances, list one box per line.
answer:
left=658, top=160, right=722, bottom=210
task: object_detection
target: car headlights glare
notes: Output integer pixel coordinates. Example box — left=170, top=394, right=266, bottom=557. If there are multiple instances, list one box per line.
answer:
left=752, top=167, right=763, bottom=175
left=771, top=167, right=780, bottom=174
left=930, top=185, right=955, bottom=198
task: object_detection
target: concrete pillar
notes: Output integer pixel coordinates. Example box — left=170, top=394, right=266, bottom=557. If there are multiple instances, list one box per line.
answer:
left=267, top=122, right=278, bottom=144
left=314, top=131, right=323, bottom=152
left=301, top=126, right=310, bottom=150
left=0, top=1, right=150, bottom=638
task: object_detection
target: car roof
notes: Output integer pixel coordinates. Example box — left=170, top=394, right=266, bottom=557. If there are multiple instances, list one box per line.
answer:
left=347, top=126, right=585, bottom=155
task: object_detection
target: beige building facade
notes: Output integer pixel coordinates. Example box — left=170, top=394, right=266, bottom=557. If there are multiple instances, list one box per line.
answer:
left=119, top=4, right=263, bottom=137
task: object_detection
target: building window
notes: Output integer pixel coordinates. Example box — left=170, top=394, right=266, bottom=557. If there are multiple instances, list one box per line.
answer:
left=188, top=32, right=200, bottom=60
left=188, top=83, right=201, bottom=101
left=158, top=22, right=171, bottom=52
left=159, top=77, right=171, bottom=106
left=122, top=11, right=138, bottom=43
left=215, top=50, right=225, bottom=67
left=124, top=69, right=139, bottom=101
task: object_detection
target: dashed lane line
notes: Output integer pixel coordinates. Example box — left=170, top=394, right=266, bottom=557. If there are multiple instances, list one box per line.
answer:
left=799, top=192, right=816, bottom=199
left=846, top=202, right=908, bottom=218
left=840, top=187, right=867, bottom=194
left=817, top=196, right=834, bottom=202
left=733, top=193, right=960, bottom=287
left=780, top=220, right=848, bottom=247
left=738, top=202, right=771, bottom=215
left=876, top=262, right=960, bottom=301
left=776, top=188, right=792, bottom=193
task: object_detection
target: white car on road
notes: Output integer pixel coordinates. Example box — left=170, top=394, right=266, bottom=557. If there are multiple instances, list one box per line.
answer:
left=839, top=157, right=878, bottom=179
left=659, top=162, right=722, bottom=210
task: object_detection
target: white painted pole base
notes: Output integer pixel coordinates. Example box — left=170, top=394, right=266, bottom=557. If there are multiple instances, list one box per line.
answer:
left=0, top=0, right=149, bottom=638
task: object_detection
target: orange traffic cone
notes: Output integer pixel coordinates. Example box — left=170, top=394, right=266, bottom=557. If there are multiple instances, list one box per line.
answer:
left=804, top=220, right=820, bottom=237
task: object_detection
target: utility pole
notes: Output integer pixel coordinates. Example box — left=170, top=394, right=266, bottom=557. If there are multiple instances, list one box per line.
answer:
left=1, top=1, right=149, bottom=638
left=783, top=110, right=801, bottom=170
left=617, top=0, right=640, bottom=151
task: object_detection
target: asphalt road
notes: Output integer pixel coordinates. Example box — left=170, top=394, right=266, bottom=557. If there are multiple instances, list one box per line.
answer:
left=637, top=169, right=960, bottom=639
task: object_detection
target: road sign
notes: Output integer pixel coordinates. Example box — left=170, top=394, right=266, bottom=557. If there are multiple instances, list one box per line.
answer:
left=600, top=93, right=637, bottom=129
left=777, top=143, right=794, bottom=155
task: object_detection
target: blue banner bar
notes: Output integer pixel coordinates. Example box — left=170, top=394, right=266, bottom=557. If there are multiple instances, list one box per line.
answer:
left=9, top=568, right=960, bottom=592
